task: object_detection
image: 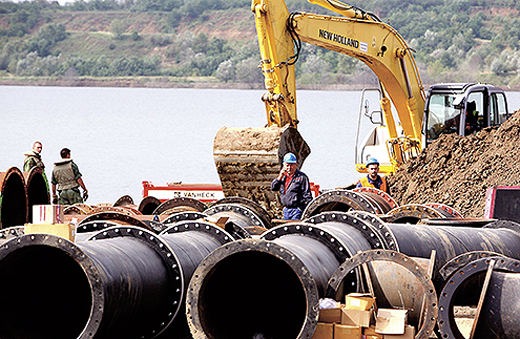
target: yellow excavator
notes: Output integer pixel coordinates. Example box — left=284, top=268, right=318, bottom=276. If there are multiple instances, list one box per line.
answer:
left=213, top=0, right=510, bottom=214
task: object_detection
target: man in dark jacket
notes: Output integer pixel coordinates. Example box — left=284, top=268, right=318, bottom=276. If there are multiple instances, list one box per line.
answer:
left=271, top=152, right=312, bottom=220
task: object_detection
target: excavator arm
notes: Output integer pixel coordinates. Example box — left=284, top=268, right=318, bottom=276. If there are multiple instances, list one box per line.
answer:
left=252, top=0, right=298, bottom=127
left=254, top=0, right=426, bottom=166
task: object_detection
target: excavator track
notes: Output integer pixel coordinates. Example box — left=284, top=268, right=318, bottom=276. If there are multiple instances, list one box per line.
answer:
left=213, top=125, right=310, bottom=218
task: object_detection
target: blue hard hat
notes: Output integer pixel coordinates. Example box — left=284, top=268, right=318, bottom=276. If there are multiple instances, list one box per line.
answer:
left=366, top=157, right=379, bottom=166
left=283, top=152, right=297, bottom=164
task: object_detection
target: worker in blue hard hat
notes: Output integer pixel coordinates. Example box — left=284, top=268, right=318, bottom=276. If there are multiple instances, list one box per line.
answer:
left=271, top=152, right=313, bottom=220
left=356, top=158, right=389, bottom=194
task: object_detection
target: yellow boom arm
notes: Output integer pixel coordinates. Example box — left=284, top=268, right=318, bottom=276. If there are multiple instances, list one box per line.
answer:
left=252, top=0, right=426, bottom=169
left=252, top=0, right=298, bottom=127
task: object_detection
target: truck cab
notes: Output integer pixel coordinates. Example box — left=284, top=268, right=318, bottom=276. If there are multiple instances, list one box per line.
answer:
left=423, top=83, right=509, bottom=146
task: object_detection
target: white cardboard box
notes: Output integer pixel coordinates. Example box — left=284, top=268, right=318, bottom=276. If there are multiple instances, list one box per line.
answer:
left=33, top=205, right=65, bottom=224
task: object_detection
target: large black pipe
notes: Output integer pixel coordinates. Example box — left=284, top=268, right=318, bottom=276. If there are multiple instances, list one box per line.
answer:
left=302, top=189, right=394, bottom=218
left=0, top=221, right=235, bottom=339
left=24, top=166, right=50, bottom=224
left=0, top=167, right=27, bottom=228
left=376, top=222, right=520, bottom=273
left=437, top=256, right=520, bottom=339
left=186, top=216, right=379, bottom=339
left=208, top=196, right=273, bottom=229
left=186, top=238, right=321, bottom=339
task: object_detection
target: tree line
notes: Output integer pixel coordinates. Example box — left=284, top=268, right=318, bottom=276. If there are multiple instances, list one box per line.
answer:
left=1, top=0, right=520, bottom=87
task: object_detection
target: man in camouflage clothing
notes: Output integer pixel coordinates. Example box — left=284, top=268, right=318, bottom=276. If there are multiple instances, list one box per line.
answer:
left=23, top=141, right=45, bottom=172
left=51, top=148, right=88, bottom=205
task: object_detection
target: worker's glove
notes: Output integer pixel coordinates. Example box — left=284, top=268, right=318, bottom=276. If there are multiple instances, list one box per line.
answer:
left=83, top=190, right=89, bottom=202
left=52, top=194, right=58, bottom=205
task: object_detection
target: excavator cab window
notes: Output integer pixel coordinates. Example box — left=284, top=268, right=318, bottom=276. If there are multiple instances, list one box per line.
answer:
left=490, top=92, right=509, bottom=125
left=425, top=93, right=461, bottom=143
left=464, top=93, right=485, bottom=135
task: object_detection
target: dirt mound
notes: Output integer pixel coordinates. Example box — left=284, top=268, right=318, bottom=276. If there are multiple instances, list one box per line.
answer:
left=387, top=110, right=520, bottom=218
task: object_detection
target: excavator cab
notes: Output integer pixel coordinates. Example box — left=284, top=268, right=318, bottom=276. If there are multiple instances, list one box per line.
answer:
left=423, top=83, right=510, bottom=146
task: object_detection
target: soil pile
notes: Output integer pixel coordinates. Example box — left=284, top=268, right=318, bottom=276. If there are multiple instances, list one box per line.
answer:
left=387, top=110, right=520, bottom=218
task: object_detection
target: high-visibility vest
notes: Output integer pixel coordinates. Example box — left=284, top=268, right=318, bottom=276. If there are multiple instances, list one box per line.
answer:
left=359, top=176, right=388, bottom=193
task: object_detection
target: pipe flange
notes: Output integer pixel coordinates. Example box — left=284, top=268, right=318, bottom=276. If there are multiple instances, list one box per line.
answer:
left=138, top=196, right=162, bottom=215
left=437, top=256, right=520, bottom=339
left=113, top=195, right=134, bottom=207
left=204, top=204, right=265, bottom=228
left=153, top=198, right=206, bottom=215
left=433, top=251, right=506, bottom=291
left=0, top=226, right=25, bottom=240
left=424, top=203, right=464, bottom=218
left=347, top=211, right=399, bottom=251
left=88, top=226, right=183, bottom=338
left=244, top=226, right=269, bottom=236
left=209, top=197, right=273, bottom=229
left=0, top=234, right=105, bottom=338
left=352, top=187, right=398, bottom=211
left=305, top=212, right=385, bottom=250
left=186, top=238, right=320, bottom=339
left=303, top=189, right=381, bottom=218
left=141, top=219, right=167, bottom=234
left=419, top=218, right=495, bottom=227
left=162, top=212, right=207, bottom=225
left=87, top=206, right=141, bottom=216
left=483, top=219, right=520, bottom=234
left=383, top=204, right=443, bottom=224
left=326, top=250, right=438, bottom=339
left=64, top=204, right=91, bottom=215
left=77, top=221, right=120, bottom=233
left=260, top=223, right=350, bottom=262
left=160, top=220, right=235, bottom=244
left=79, top=212, right=153, bottom=231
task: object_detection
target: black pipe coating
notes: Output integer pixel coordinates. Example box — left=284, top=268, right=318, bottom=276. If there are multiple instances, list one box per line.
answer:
left=25, top=166, right=50, bottom=224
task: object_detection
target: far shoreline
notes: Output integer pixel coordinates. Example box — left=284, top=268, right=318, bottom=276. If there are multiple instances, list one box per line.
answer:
left=1, top=77, right=519, bottom=92
left=0, top=77, right=399, bottom=91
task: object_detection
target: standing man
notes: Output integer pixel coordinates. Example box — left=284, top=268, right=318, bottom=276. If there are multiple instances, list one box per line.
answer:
left=271, top=152, right=313, bottom=220
left=356, top=158, right=389, bottom=194
left=51, top=148, right=88, bottom=205
left=23, top=141, right=45, bottom=172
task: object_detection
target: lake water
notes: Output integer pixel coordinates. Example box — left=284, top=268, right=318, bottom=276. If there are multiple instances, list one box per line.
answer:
left=1, top=86, right=519, bottom=205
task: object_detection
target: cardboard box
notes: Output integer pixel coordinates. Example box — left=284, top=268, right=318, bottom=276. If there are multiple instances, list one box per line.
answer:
left=25, top=223, right=76, bottom=242
left=364, top=326, right=383, bottom=338
left=320, top=307, right=343, bottom=323
left=344, top=293, right=375, bottom=311
left=375, top=309, right=407, bottom=335
left=341, top=308, right=372, bottom=327
left=334, top=324, right=361, bottom=339
left=383, top=325, right=415, bottom=339
left=313, top=322, right=334, bottom=339
left=32, top=205, right=64, bottom=224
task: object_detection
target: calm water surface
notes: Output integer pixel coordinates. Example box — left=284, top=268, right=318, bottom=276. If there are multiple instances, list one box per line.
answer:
left=1, top=86, right=519, bottom=205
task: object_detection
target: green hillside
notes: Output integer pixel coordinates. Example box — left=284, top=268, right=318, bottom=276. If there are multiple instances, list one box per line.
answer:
left=1, top=0, right=520, bottom=88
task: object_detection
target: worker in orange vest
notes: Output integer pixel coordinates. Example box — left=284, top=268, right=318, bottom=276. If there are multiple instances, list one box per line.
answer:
left=356, top=158, right=389, bottom=194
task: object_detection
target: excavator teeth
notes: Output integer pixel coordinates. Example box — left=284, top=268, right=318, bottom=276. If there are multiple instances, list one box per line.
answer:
left=213, top=125, right=310, bottom=218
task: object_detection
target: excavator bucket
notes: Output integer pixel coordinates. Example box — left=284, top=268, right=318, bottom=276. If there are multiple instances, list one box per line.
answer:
left=213, top=125, right=310, bottom=218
